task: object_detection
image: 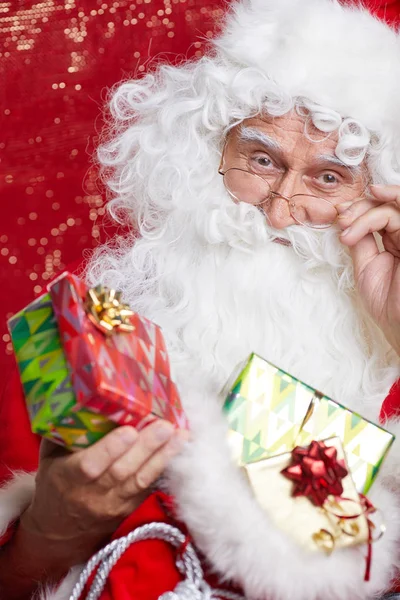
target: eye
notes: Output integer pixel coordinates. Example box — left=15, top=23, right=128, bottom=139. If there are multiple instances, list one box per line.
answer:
left=249, top=153, right=275, bottom=172
left=254, top=155, right=272, bottom=167
left=316, top=172, right=340, bottom=186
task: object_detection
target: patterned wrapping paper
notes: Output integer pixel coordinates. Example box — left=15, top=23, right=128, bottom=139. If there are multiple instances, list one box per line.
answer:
left=8, top=272, right=186, bottom=449
left=8, top=291, right=115, bottom=448
left=244, top=437, right=370, bottom=553
left=223, top=353, right=394, bottom=494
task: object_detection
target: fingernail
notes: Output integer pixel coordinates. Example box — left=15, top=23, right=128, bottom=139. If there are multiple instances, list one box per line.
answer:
left=370, top=184, right=384, bottom=188
left=336, top=201, right=352, bottom=214
left=154, top=422, right=174, bottom=442
left=340, top=227, right=351, bottom=237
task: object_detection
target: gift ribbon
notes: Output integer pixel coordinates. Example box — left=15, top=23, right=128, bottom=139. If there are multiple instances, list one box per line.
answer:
left=280, top=439, right=348, bottom=506
left=86, top=285, right=135, bottom=335
left=324, top=493, right=383, bottom=581
left=281, top=440, right=383, bottom=581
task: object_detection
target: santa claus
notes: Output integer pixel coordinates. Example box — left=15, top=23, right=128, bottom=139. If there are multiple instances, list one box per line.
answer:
left=1, top=0, right=400, bottom=598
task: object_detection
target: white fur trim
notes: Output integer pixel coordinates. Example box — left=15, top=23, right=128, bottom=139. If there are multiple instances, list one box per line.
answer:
left=39, top=566, right=83, bottom=600
left=168, top=384, right=400, bottom=600
left=0, top=471, right=36, bottom=536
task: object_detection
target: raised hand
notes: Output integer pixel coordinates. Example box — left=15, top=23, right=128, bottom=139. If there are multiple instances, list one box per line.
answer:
left=337, top=184, right=400, bottom=356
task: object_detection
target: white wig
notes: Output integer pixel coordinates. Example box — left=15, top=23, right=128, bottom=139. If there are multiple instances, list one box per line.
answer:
left=97, top=0, right=400, bottom=233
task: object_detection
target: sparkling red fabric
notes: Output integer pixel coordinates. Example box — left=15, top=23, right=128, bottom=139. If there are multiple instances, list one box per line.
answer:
left=0, top=0, right=225, bottom=376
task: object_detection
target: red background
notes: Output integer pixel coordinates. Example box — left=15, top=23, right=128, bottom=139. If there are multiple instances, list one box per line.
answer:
left=1, top=0, right=399, bottom=376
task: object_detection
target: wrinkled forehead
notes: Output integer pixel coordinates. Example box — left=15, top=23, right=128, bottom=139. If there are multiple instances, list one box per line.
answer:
left=230, top=111, right=340, bottom=157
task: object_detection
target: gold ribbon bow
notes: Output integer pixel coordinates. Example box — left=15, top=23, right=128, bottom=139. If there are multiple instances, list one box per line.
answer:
left=86, top=285, right=135, bottom=335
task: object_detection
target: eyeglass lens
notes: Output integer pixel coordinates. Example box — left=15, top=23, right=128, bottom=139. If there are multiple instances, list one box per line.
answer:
left=223, top=169, right=337, bottom=228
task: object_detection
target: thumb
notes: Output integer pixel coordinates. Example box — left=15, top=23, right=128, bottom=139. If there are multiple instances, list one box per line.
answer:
left=39, top=438, right=70, bottom=460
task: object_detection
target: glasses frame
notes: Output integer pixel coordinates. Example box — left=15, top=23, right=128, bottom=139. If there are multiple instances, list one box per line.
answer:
left=218, top=166, right=340, bottom=230
left=217, top=136, right=360, bottom=230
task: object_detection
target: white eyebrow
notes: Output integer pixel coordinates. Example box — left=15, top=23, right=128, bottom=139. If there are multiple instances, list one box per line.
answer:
left=316, top=154, right=362, bottom=176
left=238, top=127, right=363, bottom=176
left=238, top=127, right=283, bottom=153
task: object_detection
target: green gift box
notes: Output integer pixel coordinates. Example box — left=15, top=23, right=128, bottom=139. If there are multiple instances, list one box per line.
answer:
left=8, top=291, right=115, bottom=448
left=223, top=353, right=394, bottom=494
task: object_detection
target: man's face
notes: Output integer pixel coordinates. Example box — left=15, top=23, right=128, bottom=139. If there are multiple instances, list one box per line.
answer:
left=220, top=111, right=366, bottom=230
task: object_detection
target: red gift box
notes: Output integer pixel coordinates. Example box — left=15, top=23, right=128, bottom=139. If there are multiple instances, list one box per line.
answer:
left=49, top=272, right=187, bottom=433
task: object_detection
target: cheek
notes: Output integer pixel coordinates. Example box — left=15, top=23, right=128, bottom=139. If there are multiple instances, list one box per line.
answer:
left=331, top=178, right=365, bottom=205
left=347, top=175, right=366, bottom=198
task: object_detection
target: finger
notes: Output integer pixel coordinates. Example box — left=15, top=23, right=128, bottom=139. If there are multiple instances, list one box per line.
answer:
left=370, top=184, right=400, bottom=206
left=343, top=232, right=379, bottom=281
left=336, top=199, right=380, bottom=230
left=73, top=426, right=139, bottom=481
left=340, top=203, right=400, bottom=246
left=106, top=420, right=175, bottom=485
left=120, top=429, right=190, bottom=498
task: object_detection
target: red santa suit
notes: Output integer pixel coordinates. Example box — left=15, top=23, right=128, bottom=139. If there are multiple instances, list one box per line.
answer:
left=0, top=373, right=243, bottom=599
left=0, top=369, right=400, bottom=599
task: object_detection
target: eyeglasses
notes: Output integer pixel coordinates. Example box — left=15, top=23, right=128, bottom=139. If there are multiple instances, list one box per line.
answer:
left=218, top=167, right=339, bottom=230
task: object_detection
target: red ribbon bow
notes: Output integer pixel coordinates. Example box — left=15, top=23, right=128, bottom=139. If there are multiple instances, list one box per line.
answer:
left=281, top=440, right=379, bottom=581
left=281, top=440, right=348, bottom=506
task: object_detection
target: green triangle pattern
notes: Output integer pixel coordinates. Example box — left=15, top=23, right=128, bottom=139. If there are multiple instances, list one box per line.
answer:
left=221, top=353, right=395, bottom=495
left=8, top=289, right=119, bottom=450
left=350, top=411, right=361, bottom=429
left=327, top=401, right=338, bottom=418
left=279, top=379, right=290, bottom=393
left=8, top=292, right=76, bottom=433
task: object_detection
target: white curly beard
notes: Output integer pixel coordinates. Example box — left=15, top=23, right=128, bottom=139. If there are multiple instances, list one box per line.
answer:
left=91, top=198, right=398, bottom=414
left=86, top=189, right=400, bottom=599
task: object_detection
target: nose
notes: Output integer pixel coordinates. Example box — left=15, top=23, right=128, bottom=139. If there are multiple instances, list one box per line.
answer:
left=263, top=170, right=303, bottom=230
left=276, top=169, right=303, bottom=197
left=263, top=196, right=296, bottom=229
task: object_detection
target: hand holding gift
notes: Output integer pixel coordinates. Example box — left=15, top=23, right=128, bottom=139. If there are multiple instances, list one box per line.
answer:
left=8, top=272, right=188, bottom=450
left=18, top=422, right=189, bottom=575
left=7, top=272, right=190, bottom=578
